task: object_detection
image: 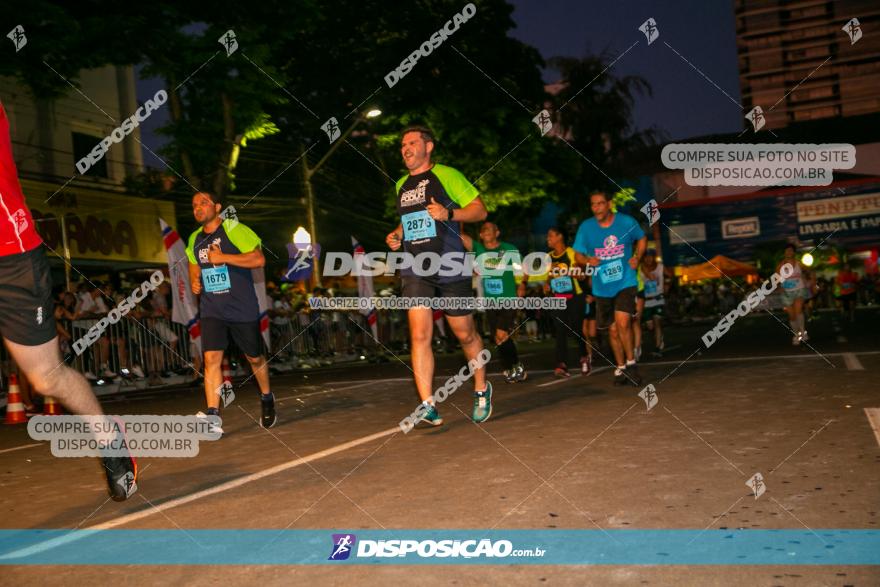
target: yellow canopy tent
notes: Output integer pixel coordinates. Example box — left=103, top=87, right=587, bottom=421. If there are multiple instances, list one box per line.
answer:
left=676, top=255, right=759, bottom=282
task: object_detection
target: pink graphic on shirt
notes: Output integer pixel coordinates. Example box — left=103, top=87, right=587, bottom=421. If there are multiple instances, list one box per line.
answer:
left=594, top=234, right=625, bottom=259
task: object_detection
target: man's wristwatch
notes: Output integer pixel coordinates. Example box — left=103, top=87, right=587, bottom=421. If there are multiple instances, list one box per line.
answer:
left=447, top=208, right=453, bottom=221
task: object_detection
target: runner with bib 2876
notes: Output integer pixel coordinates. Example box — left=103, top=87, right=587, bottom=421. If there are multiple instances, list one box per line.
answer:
left=385, top=125, right=492, bottom=426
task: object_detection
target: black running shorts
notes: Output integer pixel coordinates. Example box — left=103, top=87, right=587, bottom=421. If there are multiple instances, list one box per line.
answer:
left=401, top=276, right=473, bottom=317
left=0, top=246, right=57, bottom=346
left=595, top=286, right=638, bottom=330
left=201, top=317, right=263, bottom=357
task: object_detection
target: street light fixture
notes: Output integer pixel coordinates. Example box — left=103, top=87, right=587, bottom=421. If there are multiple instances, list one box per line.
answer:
left=293, top=226, right=311, bottom=246
left=301, top=107, right=382, bottom=287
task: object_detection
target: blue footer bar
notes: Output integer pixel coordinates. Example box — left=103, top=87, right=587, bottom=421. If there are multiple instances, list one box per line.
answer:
left=0, top=530, right=878, bottom=565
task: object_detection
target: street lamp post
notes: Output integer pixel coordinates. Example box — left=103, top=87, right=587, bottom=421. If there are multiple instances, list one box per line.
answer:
left=300, top=108, right=381, bottom=288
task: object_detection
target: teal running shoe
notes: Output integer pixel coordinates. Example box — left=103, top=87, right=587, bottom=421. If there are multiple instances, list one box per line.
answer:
left=472, top=382, right=493, bottom=423
left=419, top=403, right=443, bottom=426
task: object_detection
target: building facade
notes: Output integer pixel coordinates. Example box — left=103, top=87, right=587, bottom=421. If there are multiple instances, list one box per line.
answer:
left=736, top=0, right=880, bottom=130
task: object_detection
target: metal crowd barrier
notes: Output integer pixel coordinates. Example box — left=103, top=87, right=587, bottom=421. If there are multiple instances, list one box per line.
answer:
left=1, top=308, right=415, bottom=396
left=62, top=315, right=193, bottom=386
left=267, top=309, right=411, bottom=368
left=0, top=301, right=576, bottom=399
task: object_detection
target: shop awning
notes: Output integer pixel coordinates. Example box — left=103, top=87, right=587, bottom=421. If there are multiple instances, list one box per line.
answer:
left=677, top=255, right=759, bottom=281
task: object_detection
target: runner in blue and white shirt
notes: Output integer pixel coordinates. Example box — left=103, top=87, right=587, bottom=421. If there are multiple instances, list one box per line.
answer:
left=573, top=191, right=647, bottom=386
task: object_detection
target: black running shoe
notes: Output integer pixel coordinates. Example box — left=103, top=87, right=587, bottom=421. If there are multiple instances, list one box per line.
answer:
left=261, top=395, right=277, bottom=429
left=102, top=452, right=138, bottom=502
left=613, top=368, right=628, bottom=386
left=627, top=363, right=643, bottom=386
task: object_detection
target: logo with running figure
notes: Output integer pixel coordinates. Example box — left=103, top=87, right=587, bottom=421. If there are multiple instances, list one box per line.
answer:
left=746, top=472, right=766, bottom=499
left=532, top=109, right=553, bottom=136
left=638, top=383, right=658, bottom=411
left=321, top=117, right=341, bottom=143
left=746, top=106, right=765, bottom=132
left=288, top=249, right=311, bottom=274
left=328, top=533, right=356, bottom=560
left=219, top=30, right=238, bottom=56
left=216, top=381, right=235, bottom=408
left=7, top=25, right=26, bottom=52
left=842, top=18, right=862, bottom=45
left=118, top=471, right=137, bottom=498
left=640, top=199, right=660, bottom=226
left=639, top=18, right=659, bottom=45
left=11, top=208, right=28, bottom=235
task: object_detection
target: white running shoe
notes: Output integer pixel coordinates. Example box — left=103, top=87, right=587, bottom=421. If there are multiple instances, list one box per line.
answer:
left=195, top=411, right=224, bottom=435
left=792, top=333, right=801, bottom=346
left=800, top=330, right=809, bottom=343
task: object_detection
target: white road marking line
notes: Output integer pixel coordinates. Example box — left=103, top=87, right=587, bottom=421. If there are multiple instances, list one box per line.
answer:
left=646, top=350, right=879, bottom=367
left=325, top=377, right=410, bottom=385
left=656, top=344, right=682, bottom=354
left=92, top=426, right=398, bottom=531
left=274, top=381, right=375, bottom=403
left=537, top=377, right=573, bottom=388
left=0, top=442, right=43, bottom=454
left=842, top=353, right=864, bottom=370
left=537, top=367, right=611, bottom=387
left=865, top=408, right=880, bottom=448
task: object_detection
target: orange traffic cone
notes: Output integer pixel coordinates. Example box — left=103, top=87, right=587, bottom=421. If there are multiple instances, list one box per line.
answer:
left=43, top=395, right=63, bottom=415
left=4, top=374, right=27, bottom=425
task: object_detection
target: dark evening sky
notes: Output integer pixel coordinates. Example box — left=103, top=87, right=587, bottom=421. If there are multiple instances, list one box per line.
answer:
left=508, top=0, right=743, bottom=140
left=137, top=1, right=744, bottom=157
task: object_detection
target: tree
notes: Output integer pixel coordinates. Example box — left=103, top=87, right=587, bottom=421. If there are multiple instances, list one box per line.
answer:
left=545, top=53, right=663, bottom=222
left=4, top=2, right=649, bottom=262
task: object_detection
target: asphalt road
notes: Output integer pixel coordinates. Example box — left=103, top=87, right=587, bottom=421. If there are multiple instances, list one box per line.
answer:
left=1, top=307, right=878, bottom=585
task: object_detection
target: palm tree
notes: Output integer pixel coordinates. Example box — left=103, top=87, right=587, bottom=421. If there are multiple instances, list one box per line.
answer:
left=547, top=54, right=664, bottom=195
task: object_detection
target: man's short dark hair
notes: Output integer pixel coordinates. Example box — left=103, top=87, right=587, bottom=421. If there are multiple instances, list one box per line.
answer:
left=589, top=191, right=612, bottom=202
left=400, top=125, right=436, bottom=146
left=195, top=191, right=222, bottom=207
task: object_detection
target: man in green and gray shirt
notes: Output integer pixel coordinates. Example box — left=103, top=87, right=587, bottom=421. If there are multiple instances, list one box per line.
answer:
left=463, top=221, right=527, bottom=384
left=386, top=125, right=491, bottom=426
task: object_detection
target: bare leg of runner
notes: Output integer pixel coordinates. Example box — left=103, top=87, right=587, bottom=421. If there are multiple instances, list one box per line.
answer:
left=6, top=336, right=138, bottom=500
left=6, top=337, right=103, bottom=415
left=244, top=354, right=271, bottom=394
left=608, top=323, right=625, bottom=367
left=613, top=311, right=636, bottom=363
left=654, top=316, right=664, bottom=350
left=204, top=350, right=224, bottom=409
left=446, top=314, right=487, bottom=391
left=408, top=307, right=435, bottom=403
left=633, top=299, right=644, bottom=360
